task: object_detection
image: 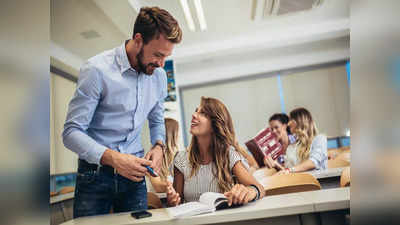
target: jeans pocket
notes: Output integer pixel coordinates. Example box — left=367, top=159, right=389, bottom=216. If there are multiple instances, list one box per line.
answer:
left=76, top=171, right=97, bottom=184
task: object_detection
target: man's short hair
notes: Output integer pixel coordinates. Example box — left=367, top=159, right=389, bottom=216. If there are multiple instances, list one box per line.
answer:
left=133, top=7, right=182, bottom=44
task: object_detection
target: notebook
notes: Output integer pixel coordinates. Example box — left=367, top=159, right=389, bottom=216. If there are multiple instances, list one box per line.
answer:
left=167, top=192, right=231, bottom=218
left=245, top=127, right=284, bottom=167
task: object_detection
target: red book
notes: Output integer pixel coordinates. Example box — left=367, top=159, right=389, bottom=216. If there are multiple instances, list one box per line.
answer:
left=245, top=127, right=284, bottom=167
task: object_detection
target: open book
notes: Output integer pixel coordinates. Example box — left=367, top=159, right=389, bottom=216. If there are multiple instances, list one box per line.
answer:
left=167, top=192, right=231, bottom=218
left=245, top=127, right=284, bottom=167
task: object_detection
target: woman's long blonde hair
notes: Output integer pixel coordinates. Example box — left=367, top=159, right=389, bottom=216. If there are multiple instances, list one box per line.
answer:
left=160, top=118, right=179, bottom=180
left=289, top=108, right=318, bottom=162
left=188, top=97, right=250, bottom=193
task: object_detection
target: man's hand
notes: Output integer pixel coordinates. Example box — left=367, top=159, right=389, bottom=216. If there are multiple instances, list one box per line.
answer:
left=145, top=145, right=164, bottom=174
left=101, top=149, right=152, bottom=182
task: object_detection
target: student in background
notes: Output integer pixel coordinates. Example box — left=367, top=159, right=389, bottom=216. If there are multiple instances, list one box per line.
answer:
left=166, top=97, right=264, bottom=206
left=264, top=113, right=296, bottom=168
left=274, top=107, right=328, bottom=174
left=147, top=118, right=179, bottom=193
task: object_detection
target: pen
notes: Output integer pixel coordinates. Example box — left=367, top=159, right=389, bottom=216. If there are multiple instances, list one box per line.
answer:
left=145, top=165, right=158, bottom=177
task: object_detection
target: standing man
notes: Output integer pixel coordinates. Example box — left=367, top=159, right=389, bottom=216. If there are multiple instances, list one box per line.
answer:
left=62, top=7, right=182, bottom=218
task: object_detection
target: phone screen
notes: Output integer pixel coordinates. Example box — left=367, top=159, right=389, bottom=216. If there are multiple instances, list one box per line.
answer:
left=131, top=210, right=152, bottom=219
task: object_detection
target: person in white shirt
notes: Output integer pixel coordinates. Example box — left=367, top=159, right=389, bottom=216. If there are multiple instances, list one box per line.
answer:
left=266, top=107, right=328, bottom=174
left=166, top=97, right=264, bottom=206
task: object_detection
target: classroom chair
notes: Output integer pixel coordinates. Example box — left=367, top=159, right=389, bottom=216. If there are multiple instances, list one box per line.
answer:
left=58, top=186, right=75, bottom=195
left=340, top=167, right=350, bottom=187
left=328, top=158, right=350, bottom=168
left=260, top=173, right=321, bottom=196
left=328, top=147, right=350, bottom=160
left=336, top=150, right=350, bottom=162
left=147, top=192, right=163, bottom=209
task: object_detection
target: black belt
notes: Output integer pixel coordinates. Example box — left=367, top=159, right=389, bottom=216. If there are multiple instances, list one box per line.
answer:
left=78, top=159, right=117, bottom=175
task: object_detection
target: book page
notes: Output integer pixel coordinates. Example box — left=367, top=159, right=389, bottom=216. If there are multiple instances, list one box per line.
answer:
left=167, top=202, right=214, bottom=218
left=199, top=192, right=227, bottom=208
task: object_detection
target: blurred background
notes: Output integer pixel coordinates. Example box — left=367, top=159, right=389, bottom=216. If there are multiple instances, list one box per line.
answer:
left=0, top=0, right=399, bottom=224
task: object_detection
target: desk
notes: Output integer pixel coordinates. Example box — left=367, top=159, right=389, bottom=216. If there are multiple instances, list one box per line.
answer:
left=305, top=167, right=347, bottom=189
left=51, top=192, right=167, bottom=225
left=61, top=187, right=349, bottom=225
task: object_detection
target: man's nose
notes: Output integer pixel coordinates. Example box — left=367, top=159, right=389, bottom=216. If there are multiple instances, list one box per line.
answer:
left=159, top=58, right=165, bottom=68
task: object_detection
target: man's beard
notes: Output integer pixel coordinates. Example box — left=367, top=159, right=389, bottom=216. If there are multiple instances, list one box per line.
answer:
left=136, top=46, right=160, bottom=75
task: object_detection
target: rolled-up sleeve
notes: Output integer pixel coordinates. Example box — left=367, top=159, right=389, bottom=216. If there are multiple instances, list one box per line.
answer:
left=309, top=135, right=328, bottom=170
left=62, top=62, right=107, bottom=165
left=147, top=72, right=167, bottom=146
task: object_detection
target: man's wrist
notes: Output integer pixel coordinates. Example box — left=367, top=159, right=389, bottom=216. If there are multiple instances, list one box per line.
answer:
left=100, top=149, right=117, bottom=167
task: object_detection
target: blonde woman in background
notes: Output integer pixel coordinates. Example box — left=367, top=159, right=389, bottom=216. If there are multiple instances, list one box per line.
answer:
left=147, top=118, right=180, bottom=192
left=275, top=107, right=328, bottom=174
left=166, top=97, right=264, bottom=206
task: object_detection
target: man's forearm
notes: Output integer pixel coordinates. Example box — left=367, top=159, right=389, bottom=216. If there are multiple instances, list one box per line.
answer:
left=62, top=129, right=107, bottom=165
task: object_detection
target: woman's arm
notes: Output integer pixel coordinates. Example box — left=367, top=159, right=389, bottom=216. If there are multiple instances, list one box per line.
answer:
left=243, top=153, right=259, bottom=169
left=290, top=159, right=316, bottom=172
left=227, top=161, right=265, bottom=205
left=148, top=176, right=167, bottom=193
left=166, top=166, right=184, bottom=207
left=173, top=166, right=184, bottom=199
left=233, top=161, right=265, bottom=197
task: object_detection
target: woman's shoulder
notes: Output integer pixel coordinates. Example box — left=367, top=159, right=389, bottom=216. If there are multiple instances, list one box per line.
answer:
left=313, top=134, right=327, bottom=142
left=174, top=150, right=189, bottom=162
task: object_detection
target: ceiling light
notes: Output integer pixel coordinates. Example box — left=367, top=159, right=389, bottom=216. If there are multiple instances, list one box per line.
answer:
left=179, top=0, right=196, bottom=31
left=194, top=0, right=207, bottom=31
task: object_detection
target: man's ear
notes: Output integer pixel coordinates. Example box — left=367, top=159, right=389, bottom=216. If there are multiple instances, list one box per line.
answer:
left=133, top=33, right=143, bottom=48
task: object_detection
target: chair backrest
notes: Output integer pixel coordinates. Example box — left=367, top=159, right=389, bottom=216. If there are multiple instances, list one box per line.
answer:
left=58, top=186, right=75, bottom=195
left=340, top=167, right=350, bottom=187
left=260, top=173, right=321, bottom=196
left=147, top=192, right=162, bottom=209
left=328, top=147, right=350, bottom=160
left=252, top=167, right=277, bottom=181
left=328, top=156, right=350, bottom=168
left=336, top=150, right=350, bottom=163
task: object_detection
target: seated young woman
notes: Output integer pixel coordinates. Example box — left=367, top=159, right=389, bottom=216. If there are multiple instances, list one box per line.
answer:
left=265, top=107, right=328, bottom=174
left=263, top=113, right=296, bottom=168
left=166, top=97, right=264, bottom=207
left=147, top=118, right=180, bottom=193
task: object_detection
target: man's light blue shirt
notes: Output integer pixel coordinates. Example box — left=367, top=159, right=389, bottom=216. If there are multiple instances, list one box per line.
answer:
left=63, top=41, right=167, bottom=165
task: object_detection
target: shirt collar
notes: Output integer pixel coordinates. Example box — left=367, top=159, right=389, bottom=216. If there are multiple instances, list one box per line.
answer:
left=117, top=40, right=136, bottom=74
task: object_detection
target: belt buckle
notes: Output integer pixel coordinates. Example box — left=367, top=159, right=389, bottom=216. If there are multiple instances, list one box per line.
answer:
left=113, top=167, right=117, bottom=174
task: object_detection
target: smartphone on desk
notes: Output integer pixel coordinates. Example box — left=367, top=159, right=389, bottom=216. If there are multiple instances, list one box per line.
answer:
left=131, top=210, right=152, bottom=219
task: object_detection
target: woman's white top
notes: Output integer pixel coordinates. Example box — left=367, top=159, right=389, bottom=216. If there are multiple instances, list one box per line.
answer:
left=174, top=146, right=249, bottom=202
left=285, top=134, right=328, bottom=170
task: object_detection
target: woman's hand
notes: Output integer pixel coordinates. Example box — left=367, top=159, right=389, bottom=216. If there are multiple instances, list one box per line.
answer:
left=166, top=181, right=181, bottom=206
left=264, top=155, right=275, bottom=168
left=224, top=184, right=257, bottom=206
left=275, top=168, right=290, bottom=175
left=264, top=155, right=285, bottom=171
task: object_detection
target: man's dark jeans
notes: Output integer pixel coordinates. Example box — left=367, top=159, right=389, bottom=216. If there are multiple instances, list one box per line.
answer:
left=73, top=159, right=147, bottom=218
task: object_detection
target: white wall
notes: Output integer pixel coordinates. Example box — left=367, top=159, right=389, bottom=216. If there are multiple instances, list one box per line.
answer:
left=50, top=74, right=78, bottom=174
left=180, top=63, right=349, bottom=146
left=282, top=64, right=349, bottom=137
